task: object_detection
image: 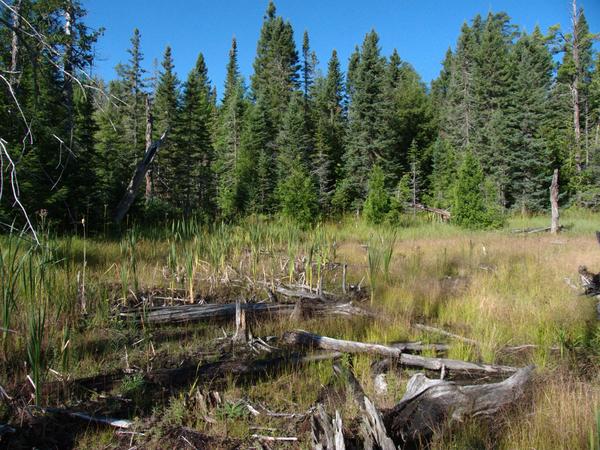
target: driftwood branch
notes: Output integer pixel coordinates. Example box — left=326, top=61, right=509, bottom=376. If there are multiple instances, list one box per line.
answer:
left=114, top=129, right=168, bottom=224
left=283, top=330, right=517, bottom=375
left=382, top=366, right=535, bottom=447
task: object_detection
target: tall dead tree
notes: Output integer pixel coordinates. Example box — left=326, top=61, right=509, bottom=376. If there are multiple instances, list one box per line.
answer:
left=144, top=96, right=153, bottom=201
left=63, top=1, right=74, bottom=146
left=550, top=169, right=560, bottom=234
left=9, top=0, right=21, bottom=88
left=571, top=0, right=582, bottom=173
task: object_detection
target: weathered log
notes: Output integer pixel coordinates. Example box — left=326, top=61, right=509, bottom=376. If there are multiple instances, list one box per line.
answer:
left=283, top=330, right=517, bottom=375
left=114, top=129, right=168, bottom=224
left=120, top=300, right=372, bottom=325
left=382, top=365, right=535, bottom=447
left=511, top=226, right=564, bottom=234
left=412, top=203, right=451, bottom=221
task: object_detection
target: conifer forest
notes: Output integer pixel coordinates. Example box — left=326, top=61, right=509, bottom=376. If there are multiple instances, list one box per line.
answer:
left=0, top=1, right=599, bottom=448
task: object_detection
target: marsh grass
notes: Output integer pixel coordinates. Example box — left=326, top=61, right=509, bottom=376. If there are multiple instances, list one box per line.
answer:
left=1, top=211, right=600, bottom=447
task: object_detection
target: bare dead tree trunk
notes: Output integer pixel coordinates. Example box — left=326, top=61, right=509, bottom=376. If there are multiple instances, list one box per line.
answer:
left=144, top=96, right=153, bottom=202
left=114, top=129, right=168, bottom=224
left=550, top=169, right=560, bottom=234
left=63, top=2, right=74, bottom=145
left=9, top=0, right=21, bottom=88
left=571, top=0, right=582, bottom=173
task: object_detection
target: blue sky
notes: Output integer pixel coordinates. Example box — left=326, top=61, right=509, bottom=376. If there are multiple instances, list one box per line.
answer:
left=85, top=0, right=599, bottom=99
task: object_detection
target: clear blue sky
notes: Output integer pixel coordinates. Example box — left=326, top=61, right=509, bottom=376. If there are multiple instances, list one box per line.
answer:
left=84, top=0, right=599, bottom=99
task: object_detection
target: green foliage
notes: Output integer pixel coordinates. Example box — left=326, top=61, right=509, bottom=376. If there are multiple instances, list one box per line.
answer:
left=453, top=153, right=505, bottom=229
left=363, top=165, right=390, bottom=224
left=277, top=163, right=318, bottom=228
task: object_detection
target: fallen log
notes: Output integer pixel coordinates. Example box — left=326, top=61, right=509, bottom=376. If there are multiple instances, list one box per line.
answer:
left=119, top=300, right=372, bottom=325
left=382, top=365, right=535, bottom=447
left=511, top=225, right=564, bottom=234
left=412, top=203, right=451, bottom=221
left=283, top=330, right=517, bottom=375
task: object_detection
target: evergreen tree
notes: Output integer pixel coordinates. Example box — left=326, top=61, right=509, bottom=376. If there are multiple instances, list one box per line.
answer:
left=363, top=165, right=390, bottom=224
left=334, top=30, right=388, bottom=211
left=275, top=92, right=318, bottom=225
left=453, top=152, right=504, bottom=229
left=312, top=50, right=346, bottom=211
left=177, top=53, right=214, bottom=217
left=508, top=28, right=554, bottom=211
left=214, top=38, right=248, bottom=219
left=153, top=46, right=180, bottom=203
left=250, top=1, right=300, bottom=130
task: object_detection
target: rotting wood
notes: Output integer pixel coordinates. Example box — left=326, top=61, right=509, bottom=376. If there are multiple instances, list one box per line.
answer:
left=283, top=330, right=517, bottom=375
left=119, top=300, right=372, bottom=325
left=311, top=404, right=345, bottom=450
left=114, top=129, right=168, bottom=224
left=361, top=396, right=396, bottom=450
left=382, top=365, right=535, bottom=447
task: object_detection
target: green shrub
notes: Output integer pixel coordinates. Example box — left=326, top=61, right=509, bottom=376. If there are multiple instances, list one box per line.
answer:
left=453, top=152, right=505, bottom=229
left=363, top=165, right=390, bottom=224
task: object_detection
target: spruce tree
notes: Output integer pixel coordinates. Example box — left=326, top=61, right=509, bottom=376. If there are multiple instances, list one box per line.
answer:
left=363, top=165, right=390, bottom=224
left=177, top=53, right=214, bottom=217
left=153, top=46, right=180, bottom=204
left=508, top=28, right=554, bottom=211
left=453, top=152, right=504, bottom=229
left=334, top=30, right=388, bottom=211
left=275, top=92, right=318, bottom=226
left=214, top=38, right=248, bottom=219
left=312, top=50, right=346, bottom=211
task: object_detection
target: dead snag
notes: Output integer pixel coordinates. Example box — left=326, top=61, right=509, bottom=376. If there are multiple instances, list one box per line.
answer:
left=382, top=365, right=535, bottom=447
left=550, top=169, right=560, bottom=234
left=311, top=404, right=345, bottom=450
left=361, top=396, right=396, bottom=450
left=283, top=330, right=517, bottom=375
left=114, top=129, right=168, bottom=224
left=578, top=266, right=600, bottom=295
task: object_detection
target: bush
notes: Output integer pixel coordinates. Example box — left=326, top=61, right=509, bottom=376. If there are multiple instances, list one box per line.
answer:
left=363, top=165, right=390, bottom=224
left=453, top=152, right=505, bottom=229
left=277, top=164, right=319, bottom=228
